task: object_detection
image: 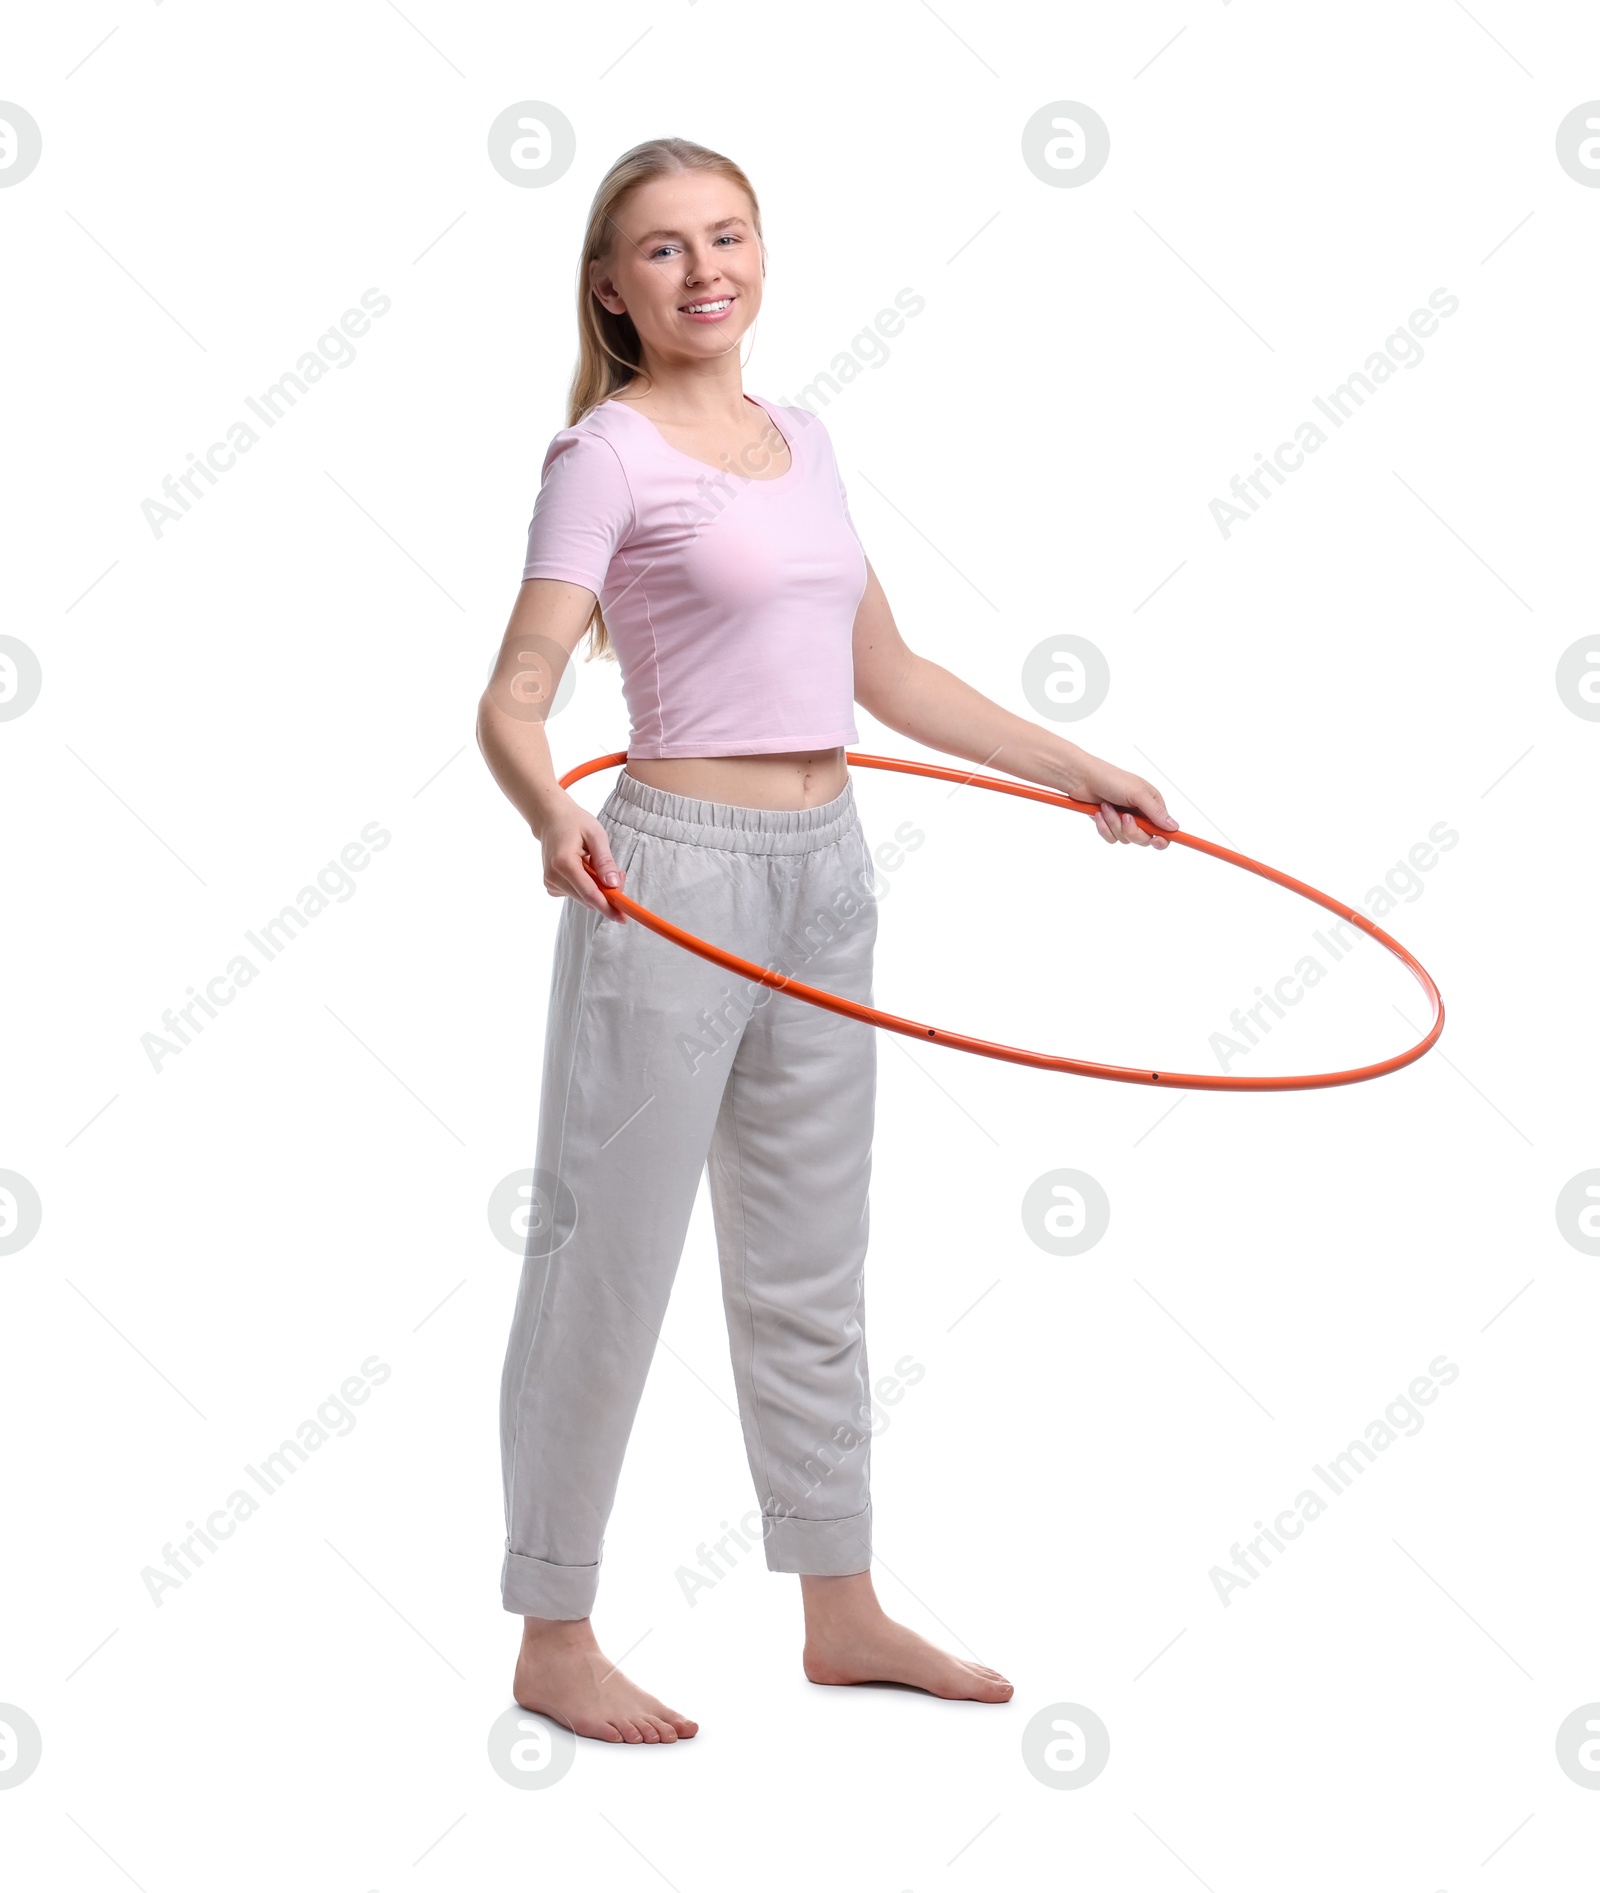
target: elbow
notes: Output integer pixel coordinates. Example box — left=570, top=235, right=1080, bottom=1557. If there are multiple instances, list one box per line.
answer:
left=474, top=691, right=497, bottom=762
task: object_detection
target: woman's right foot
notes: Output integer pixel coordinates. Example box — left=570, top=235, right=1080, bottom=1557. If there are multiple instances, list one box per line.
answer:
left=513, top=1617, right=698, bottom=1744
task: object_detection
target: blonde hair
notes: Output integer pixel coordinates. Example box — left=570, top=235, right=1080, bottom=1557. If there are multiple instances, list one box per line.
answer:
left=565, top=137, right=765, bottom=661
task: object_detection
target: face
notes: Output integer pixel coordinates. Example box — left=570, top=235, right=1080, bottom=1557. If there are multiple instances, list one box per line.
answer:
left=589, top=170, right=764, bottom=374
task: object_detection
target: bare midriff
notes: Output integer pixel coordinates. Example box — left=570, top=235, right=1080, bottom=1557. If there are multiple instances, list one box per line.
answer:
left=624, top=747, right=849, bottom=811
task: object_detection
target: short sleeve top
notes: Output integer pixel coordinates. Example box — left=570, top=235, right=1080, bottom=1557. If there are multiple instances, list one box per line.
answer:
left=520, top=394, right=868, bottom=759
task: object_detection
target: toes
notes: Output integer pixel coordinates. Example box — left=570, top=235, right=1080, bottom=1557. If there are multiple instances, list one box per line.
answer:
left=643, top=1715, right=677, bottom=1742
left=959, top=1661, right=1013, bottom=1699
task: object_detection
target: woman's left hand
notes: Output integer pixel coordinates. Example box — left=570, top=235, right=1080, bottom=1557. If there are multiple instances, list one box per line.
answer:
left=1068, top=756, right=1180, bottom=850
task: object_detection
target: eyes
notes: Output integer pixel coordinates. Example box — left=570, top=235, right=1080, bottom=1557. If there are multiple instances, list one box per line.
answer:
left=647, top=234, right=741, bottom=261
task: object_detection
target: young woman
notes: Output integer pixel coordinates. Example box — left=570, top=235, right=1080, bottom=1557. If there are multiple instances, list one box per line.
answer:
left=478, top=137, right=1177, bottom=1746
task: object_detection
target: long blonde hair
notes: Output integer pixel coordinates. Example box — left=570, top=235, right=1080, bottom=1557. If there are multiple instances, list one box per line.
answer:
left=566, top=137, right=765, bottom=661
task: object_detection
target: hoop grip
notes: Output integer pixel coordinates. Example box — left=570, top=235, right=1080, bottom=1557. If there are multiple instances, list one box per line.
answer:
left=556, top=750, right=1445, bottom=1094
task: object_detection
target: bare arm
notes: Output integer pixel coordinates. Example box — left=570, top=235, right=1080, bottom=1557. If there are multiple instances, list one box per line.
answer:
left=476, top=579, right=628, bottom=917
left=850, top=562, right=1178, bottom=849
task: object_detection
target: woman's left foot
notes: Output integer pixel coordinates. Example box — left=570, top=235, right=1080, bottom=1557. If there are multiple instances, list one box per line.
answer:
left=800, top=1572, right=1012, bottom=1701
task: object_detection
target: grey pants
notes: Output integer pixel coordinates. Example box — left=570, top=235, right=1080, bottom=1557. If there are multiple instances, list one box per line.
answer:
left=500, top=769, right=880, bottom=1618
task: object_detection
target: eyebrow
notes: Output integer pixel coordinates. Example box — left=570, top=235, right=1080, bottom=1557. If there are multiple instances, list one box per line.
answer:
left=633, top=216, right=748, bottom=242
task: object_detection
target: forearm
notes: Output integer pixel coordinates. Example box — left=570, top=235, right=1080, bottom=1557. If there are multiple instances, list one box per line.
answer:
left=859, top=653, right=1097, bottom=797
left=475, top=695, right=574, bottom=839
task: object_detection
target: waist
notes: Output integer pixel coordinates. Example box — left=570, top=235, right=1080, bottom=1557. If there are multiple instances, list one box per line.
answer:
left=622, top=747, right=849, bottom=811
left=603, top=764, right=860, bottom=855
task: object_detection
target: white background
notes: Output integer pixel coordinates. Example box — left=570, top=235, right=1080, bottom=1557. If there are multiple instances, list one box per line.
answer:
left=4, top=3, right=1598, bottom=1887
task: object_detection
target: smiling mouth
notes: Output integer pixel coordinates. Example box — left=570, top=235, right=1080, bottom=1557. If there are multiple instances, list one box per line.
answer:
left=679, top=296, right=734, bottom=317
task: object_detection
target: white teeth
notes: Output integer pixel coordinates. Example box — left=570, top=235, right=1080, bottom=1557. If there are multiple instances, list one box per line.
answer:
left=683, top=299, right=731, bottom=313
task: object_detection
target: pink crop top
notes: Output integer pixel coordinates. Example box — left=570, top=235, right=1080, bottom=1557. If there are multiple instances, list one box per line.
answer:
left=520, top=394, right=868, bottom=758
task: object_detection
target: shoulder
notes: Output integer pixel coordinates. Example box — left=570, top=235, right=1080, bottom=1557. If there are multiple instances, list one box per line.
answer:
left=538, top=403, right=632, bottom=482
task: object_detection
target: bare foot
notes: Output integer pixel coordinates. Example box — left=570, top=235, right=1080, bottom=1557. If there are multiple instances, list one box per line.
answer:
left=513, top=1616, right=698, bottom=1744
left=799, top=1570, right=1013, bottom=1702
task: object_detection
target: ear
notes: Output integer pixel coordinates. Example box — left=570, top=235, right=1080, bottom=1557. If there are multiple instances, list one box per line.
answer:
left=588, top=257, right=627, bottom=315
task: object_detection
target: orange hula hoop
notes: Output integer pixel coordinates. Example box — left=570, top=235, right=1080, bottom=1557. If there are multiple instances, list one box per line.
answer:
left=557, top=751, right=1445, bottom=1094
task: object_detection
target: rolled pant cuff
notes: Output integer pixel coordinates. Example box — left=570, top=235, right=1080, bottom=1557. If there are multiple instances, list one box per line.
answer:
left=763, top=1503, right=872, bottom=1576
left=502, top=1548, right=600, bottom=1620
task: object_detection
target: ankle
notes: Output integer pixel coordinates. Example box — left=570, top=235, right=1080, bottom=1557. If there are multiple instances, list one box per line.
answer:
left=520, top=1614, right=596, bottom=1652
left=800, top=1570, right=885, bottom=1639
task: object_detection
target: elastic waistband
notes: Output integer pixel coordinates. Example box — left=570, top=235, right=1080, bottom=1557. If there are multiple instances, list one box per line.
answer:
left=602, top=768, right=861, bottom=856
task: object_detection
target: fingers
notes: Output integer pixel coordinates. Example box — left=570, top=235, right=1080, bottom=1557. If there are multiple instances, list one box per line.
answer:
left=544, top=852, right=621, bottom=918
left=582, top=817, right=623, bottom=892
left=542, top=814, right=627, bottom=919
left=1086, top=766, right=1180, bottom=849
left=1127, top=775, right=1178, bottom=846
left=1095, top=802, right=1172, bottom=850
left=1134, top=779, right=1179, bottom=833
left=1098, top=801, right=1145, bottom=845
left=580, top=820, right=628, bottom=921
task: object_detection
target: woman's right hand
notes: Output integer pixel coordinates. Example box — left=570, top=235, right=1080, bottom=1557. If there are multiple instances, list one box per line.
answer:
left=539, top=799, right=626, bottom=920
